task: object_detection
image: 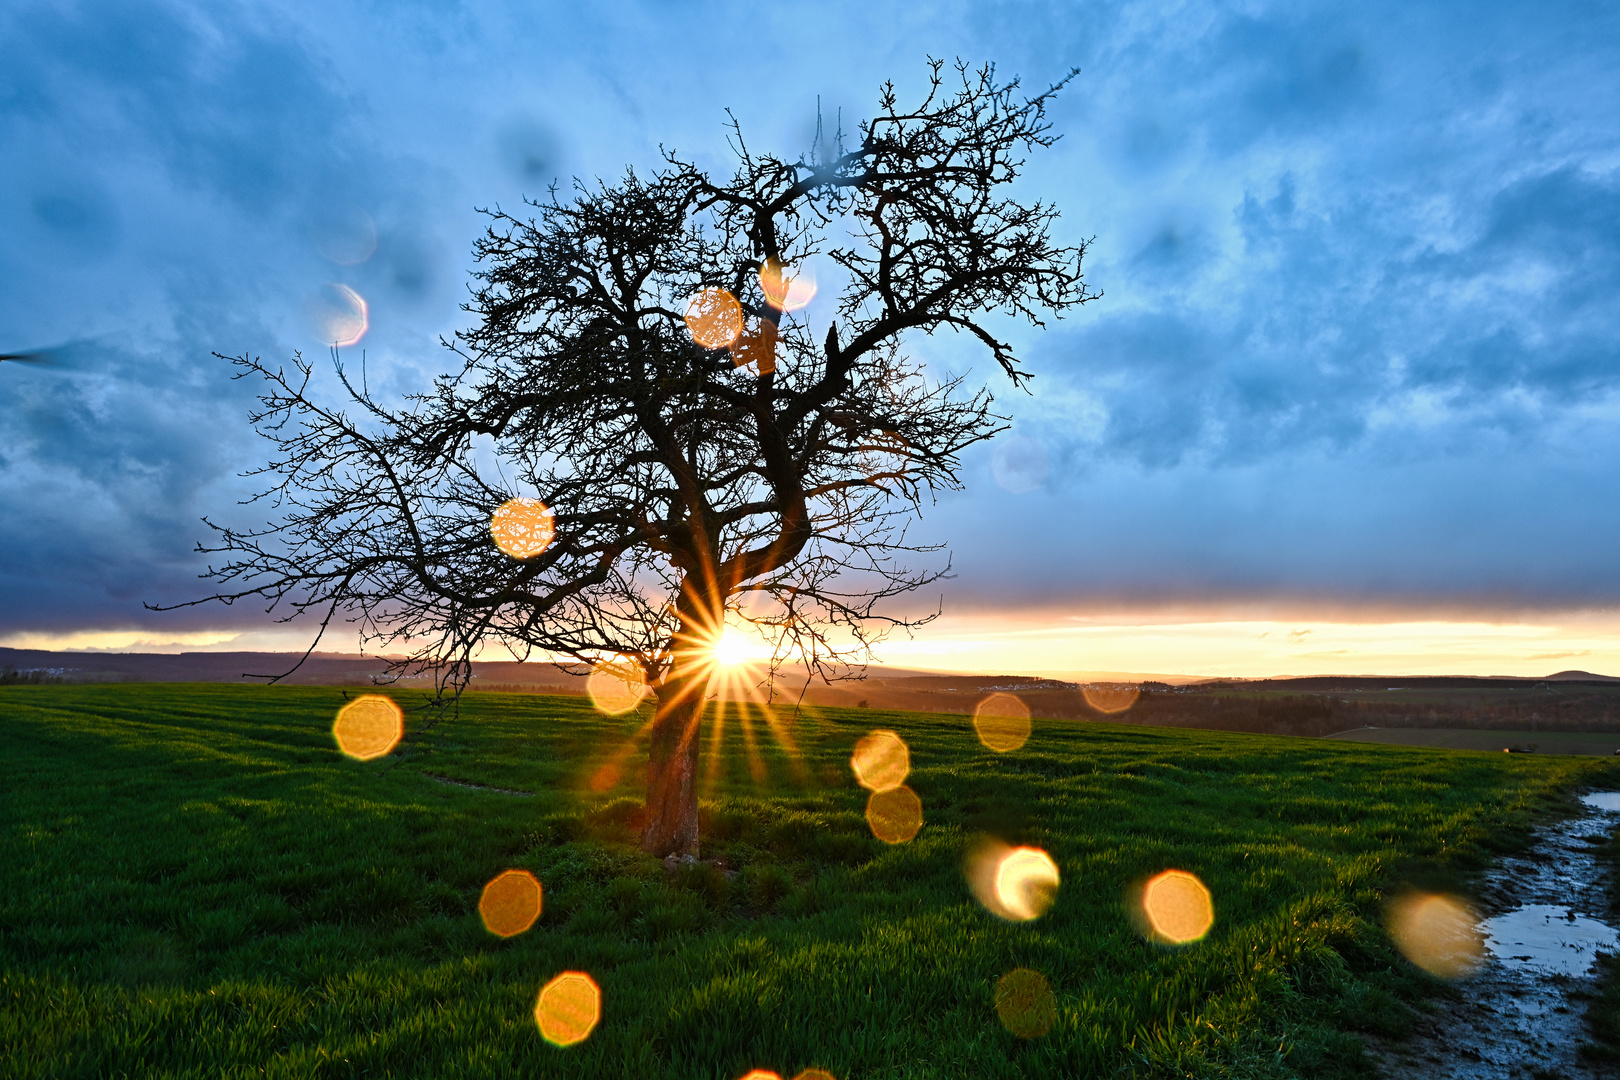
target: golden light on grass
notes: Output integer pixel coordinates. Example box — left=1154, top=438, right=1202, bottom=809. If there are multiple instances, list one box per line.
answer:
left=973, top=693, right=1031, bottom=752
left=685, top=287, right=744, bottom=349
left=758, top=257, right=816, bottom=311
left=967, top=841, right=1060, bottom=921
left=865, top=783, right=922, bottom=844
left=1387, top=892, right=1484, bottom=980
left=994, top=967, right=1056, bottom=1039
left=1138, top=869, right=1215, bottom=944
left=587, top=656, right=648, bottom=715
left=535, top=971, right=601, bottom=1047
left=478, top=868, right=543, bottom=937
left=490, top=497, right=556, bottom=559
left=1082, top=685, right=1140, bottom=715
left=307, top=283, right=369, bottom=346
left=850, top=729, right=910, bottom=792
left=332, top=694, right=403, bottom=760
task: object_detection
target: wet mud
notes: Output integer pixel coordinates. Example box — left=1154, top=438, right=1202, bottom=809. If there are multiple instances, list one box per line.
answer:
left=1367, top=793, right=1620, bottom=1079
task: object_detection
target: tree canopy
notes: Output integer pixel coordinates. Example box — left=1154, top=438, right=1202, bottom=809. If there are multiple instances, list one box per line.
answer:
left=165, top=60, right=1096, bottom=854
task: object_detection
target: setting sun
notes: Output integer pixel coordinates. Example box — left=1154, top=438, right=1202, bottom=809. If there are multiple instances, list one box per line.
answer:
left=711, top=627, right=754, bottom=667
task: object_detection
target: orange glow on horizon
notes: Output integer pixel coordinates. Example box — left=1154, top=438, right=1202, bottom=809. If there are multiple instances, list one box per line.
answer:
left=490, top=497, right=556, bottom=560
left=973, top=693, right=1030, bottom=752
left=685, top=287, right=744, bottom=349
left=994, top=968, right=1056, bottom=1038
left=1387, top=893, right=1484, bottom=979
left=849, top=729, right=910, bottom=792
left=865, top=783, right=922, bottom=843
left=1138, top=869, right=1215, bottom=944
left=332, top=694, right=403, bottom=760
left=535, top=971, right=601, bottom=1047
left=479, top=869, right=543, bottom=937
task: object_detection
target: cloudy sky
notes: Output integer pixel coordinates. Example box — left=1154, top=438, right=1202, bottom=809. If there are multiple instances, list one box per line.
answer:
left=4, top=0, right=1619, bottom=677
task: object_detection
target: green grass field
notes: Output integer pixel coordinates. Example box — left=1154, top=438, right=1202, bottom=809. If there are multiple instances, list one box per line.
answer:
left=3, top=683, right=1616, bottom=1079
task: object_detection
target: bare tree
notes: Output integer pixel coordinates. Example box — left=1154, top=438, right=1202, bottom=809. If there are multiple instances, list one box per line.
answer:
left=162, top=61, right=1096, bottom=856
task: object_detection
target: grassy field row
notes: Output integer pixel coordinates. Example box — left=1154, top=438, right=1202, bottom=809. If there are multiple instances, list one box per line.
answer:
left=3, top=683, right=1616, bottom=1078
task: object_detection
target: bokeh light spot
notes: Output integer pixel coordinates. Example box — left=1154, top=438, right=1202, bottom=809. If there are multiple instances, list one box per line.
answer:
left=306, top=283, right=368, bottom=347
left=1388, top=892, right=1484, bottom=980
left=973, top=693, right=1031, bottom=752
left=732, top=316, right=779, bottom=374
left=1082, top=685, right=1140, bottom=715
left=866, top=784, right=922, bottom=844
left=535, top=971, right=601, bottom=1047
left=994, top=968, right=1056, bottom=1039
left=850, top=729, right=910, bottom=792
left=738, top=1072, right=782, bottom=1080
left=758, top=257, right=816, bottom=311
left=1140, top=869, right=1215, bottom=944
left=332, top=694, right=402, bottom=760
left=490, top=497, right=556, bottom=559
left=967, top=841, right=1060, bottom=921
left=587, top=656, right=648, bottom=715
left=479, top=868, right=543, bottom=937
left=792, top=1070, right=838, bottom=1080
left=686, top=287, right=744, bottom=349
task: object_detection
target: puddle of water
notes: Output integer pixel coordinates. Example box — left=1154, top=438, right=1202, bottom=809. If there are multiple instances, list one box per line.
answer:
left=1581, top=791, right=1620, bottom=812
left=1482, top=903, right=1618, bottom=976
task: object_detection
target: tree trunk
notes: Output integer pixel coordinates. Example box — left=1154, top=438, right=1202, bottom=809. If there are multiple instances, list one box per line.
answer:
left=640, top=658, right=704, bottom=857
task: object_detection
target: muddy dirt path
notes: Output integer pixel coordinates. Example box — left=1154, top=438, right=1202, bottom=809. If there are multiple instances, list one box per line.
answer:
left=1369, top=792, right=1620, bottom=1079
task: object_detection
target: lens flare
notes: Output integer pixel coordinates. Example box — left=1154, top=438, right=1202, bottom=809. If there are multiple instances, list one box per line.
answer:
left=973, top=693, right=1031, bottom=752
left=990, top=435, right=1049, bottom=494
left=850, top=729, right=910, bottom=792
left=866, top=784, right=922, bottom=844
left=332, top=694, right=403, bottom=760
left=312, top=204, right=378, bottom=265
left=758, top=257, right=816, bottom=311
left=1138, top=869, right=1215, bottom=945
left=535, top=971, right=601, bottom=1047
left=307, top=283, right=369, bottom=347
left=738, top=1072, right=782, bottom=1080
left=793, top=1071, right=837, bottom=1080
left=994, top=968, right=1056, bottom=1039
left=733, top=317, right=779, bottom=374
left=1082, top=685, right=1140, bottom=715
left=1387, top=892, right=1484, bottom=979
left=968, top=841, right=1060, bottom=921
left=711, top=627, right=754, bottom=667
left=490, top=497, right=556, bottom=559
left=685, top=287, right=744, bottom=349
left=587, top=656, right=648, bottom=715
left=479, top=868, right=543, bottom=937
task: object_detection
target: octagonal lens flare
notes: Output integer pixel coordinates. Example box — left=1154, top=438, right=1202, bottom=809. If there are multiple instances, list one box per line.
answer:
left=850, top=729, right=909, bottom=792
left=973, top=693, right=1031, bottom=752
left=792, top=1070, right=838, bottom=1080
left=479, top=868, right=543, bottom=937
left=1139, top=869, right=1214, bottom=945
left=738, top=1072, right=782, bottom=1080
left=306, top=283, right=369, bottom=347
left=758, top=257, right=816, bottom=311
left=490, top=497, right=555, bottom=559
left=332, top=694, right=403, bottom=760
left=1082, top=685, right=1140, bottom=715
left=1387, top=892, right=1484, bottom=980
left=968, top=841, right=1060, bottom=921
left=587, top=656, right=648, bottom=715
left=535, top=971, right=600, bottom=1047
left=994, top=967, right=1056, bottom=1039
left=732, top=316, right=779, bottom=374
left=866, top=783, right=922, bottom=844
left=686, top=287, right=744, bottom=349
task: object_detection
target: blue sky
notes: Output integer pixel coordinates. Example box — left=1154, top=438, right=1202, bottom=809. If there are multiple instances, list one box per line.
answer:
left=4, top=0, right=1620, bottom=674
